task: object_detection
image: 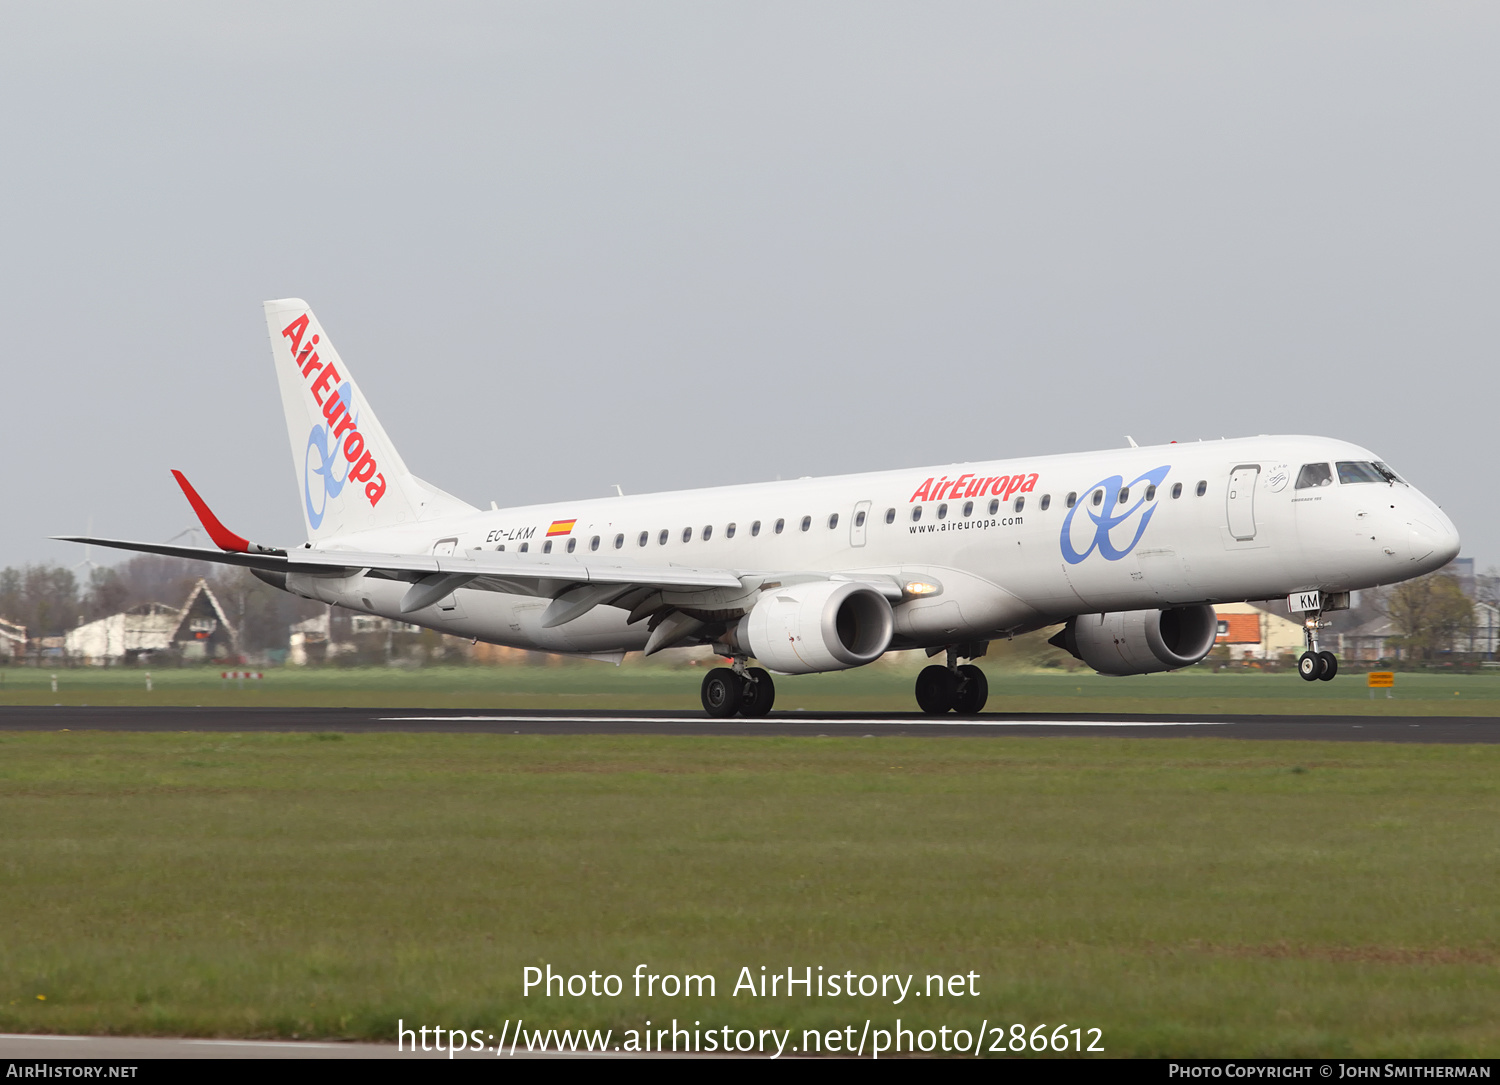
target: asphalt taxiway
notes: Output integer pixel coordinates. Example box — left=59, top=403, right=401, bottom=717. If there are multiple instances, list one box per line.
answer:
left=1, top=705, right=1497, bottom=742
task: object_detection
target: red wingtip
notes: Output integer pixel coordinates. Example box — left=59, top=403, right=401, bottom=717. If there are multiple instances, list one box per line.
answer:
left=171, top=470, right=250, bottom=553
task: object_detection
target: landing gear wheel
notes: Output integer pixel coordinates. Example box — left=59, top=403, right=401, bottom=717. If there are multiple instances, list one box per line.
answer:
left=740, top=667, right=776, bottom=717
left=915, top=665, right=957, bottom=715
left=701, top=667, right=744, bottom=718
left=1317, top=651, right=1338, bottom=682
left=1297, top=652, right=1321, bottom=682
left=952, top=664, right=989, bottom=715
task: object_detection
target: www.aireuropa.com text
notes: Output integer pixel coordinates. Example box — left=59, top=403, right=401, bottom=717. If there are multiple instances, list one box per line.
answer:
left=398, top=1019, right=1104, bottom=1058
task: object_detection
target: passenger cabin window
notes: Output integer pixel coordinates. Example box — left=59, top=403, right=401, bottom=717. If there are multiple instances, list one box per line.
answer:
left=1092, top=490, right=1104, bottom=507
left=682, top=527, right=692, bottom=543
left=590, top=536, right=600, bottom=551
left=1065, top=492, right=1077, bottom=508
left=1013, top=496, right=1024, bottom=513
left=1145, top=484, right=1156, bottom=501
left=1337, top=461, right=1387, bottom=485
left=775, top=518, right=785, bottom=534
left=937, top=503, right=947, bottom=520
left=911, top=507, right=922, bottom=522
left=541, top=540, right=550, bottom=554
left=567, top=538, right=577, bottom=553
left=497, top=544, right=505, bottom=551
left=1171, top=483, right=1182, bottom=499
left=1040, top=494, right=1051, bottom=511
left=1196, top=480, right=1207, bottom=497
left=1296, top=463, right=1334, bottom=489
left=885, top=508, right=895, bottom=524
left=658, top=529, right=669, bottom=545
left=726, top=523, right=736, bottom=539
left=988, top=499, right=999, bottom=515
left=827, top=513, right=838, bottom=530
left=613, top=534, right=624, bottom=549
left=800, top=516, right=811, bottom=532
left=751, top=520, right=761, bottom=536
left=1118, top=487, right=1129, bottom=504
left=520, top=542, right=529, bottom=553
left=702, top=525, right=712, bottom=541
left=638, top=531, right=648, bottom=547
left=854, top=510, right=866, bottom=527
left=962, top=501, right=973, bottom=517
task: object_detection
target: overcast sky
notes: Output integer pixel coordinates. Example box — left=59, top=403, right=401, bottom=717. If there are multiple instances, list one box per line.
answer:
left=3, top=3, right=1496, bottom=574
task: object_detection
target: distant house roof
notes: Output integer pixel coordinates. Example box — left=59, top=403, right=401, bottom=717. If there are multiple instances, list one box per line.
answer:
left=168, top=579, right=240, bottom=653
left=1215, top=612, right=1261, bottom=644
left=63, top=579, right=240, bottom=662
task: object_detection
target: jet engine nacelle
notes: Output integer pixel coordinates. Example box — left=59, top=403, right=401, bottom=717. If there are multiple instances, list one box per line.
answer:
left=732, top=580, right=894, bottom=675
left=1052, top=605, right=1218, bottom=676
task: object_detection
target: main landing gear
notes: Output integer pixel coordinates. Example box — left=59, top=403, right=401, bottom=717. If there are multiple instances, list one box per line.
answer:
left=701, top=659, right=776, bottom=719
left=1296, top=611, right=1338, bottom=683
left=915, top=646, right=989, bottom=715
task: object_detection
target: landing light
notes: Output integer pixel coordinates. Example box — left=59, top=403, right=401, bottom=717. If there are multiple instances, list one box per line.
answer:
left=904, top=581, right=939, bottom=597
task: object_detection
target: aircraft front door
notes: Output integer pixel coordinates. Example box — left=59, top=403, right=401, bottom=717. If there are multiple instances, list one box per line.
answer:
left=1226, top=465, right=1260, bottom=541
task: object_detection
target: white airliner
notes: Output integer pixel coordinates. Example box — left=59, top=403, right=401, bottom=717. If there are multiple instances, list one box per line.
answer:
left=62, top=300, right=1461, bottom=716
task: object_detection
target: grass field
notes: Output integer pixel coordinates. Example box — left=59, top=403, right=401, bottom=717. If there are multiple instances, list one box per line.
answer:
left=3, top=660, right=1500, bottom=716
left=0, top=731, right=1497, bottom=1056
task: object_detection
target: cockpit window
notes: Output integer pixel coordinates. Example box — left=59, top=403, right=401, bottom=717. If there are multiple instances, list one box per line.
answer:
left=1337, top=461, right=1386, bottom=485
left=1373, top=462, right=1403, bottom=484
left=1295, top=463, right=1333, bottom=489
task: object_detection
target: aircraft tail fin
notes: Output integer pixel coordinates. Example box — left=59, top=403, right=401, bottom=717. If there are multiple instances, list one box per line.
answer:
left=263, top=299, right=475, bottom=542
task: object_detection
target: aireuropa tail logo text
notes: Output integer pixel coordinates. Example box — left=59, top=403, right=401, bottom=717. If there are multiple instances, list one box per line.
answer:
left=281, top=315, right=387, bottom=528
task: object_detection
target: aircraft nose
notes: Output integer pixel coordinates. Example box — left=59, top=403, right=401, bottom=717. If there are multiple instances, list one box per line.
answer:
left=1407, top=508, right=1461, bottom=570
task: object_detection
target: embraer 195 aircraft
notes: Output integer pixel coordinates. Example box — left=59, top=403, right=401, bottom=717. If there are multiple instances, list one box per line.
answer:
left=62, top=300, right=1461, bottom=716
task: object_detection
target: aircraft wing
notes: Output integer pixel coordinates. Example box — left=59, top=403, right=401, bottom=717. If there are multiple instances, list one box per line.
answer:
left=53, top=533, right=903, bottom=649
left=53, top=534, right=743, bottom=592
left=56, top=472, right=900, bottom=646
left=52, top=536, right=306, bottom=574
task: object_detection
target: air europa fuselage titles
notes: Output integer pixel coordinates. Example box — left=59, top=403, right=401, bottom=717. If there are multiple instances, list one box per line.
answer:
left=60, top=300, right=1462, bottom=716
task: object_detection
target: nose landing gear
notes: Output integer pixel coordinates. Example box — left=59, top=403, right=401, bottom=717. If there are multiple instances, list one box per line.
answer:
left=701, top=659, right=777, bottom=718
left=915, top=646, right=989, bottom=715
left=1296, top=612, right=1339, bottom=682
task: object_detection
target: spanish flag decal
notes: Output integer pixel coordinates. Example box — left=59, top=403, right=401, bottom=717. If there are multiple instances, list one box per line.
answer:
left=546, top=519, right=577, bottom=537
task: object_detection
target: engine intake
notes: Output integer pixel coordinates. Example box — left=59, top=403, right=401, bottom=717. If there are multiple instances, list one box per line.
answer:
left=1050, top=605, right=1218, bottom=676
left=731, top=581, right=894, bottom=675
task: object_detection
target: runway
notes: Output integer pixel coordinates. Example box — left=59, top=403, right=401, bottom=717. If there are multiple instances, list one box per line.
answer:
left=1, top=705, right=1498, bottom=742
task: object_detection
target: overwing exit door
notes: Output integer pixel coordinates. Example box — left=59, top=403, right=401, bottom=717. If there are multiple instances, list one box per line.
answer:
left=850, top=501, right=872, bottom=547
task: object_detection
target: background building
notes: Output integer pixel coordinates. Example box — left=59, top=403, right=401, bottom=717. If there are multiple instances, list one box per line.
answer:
left=63, top=579, right=241, bottom=665
left=1213, top=602, right=1306, bottom=661
left=0, top=617, right=25, bottom=660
